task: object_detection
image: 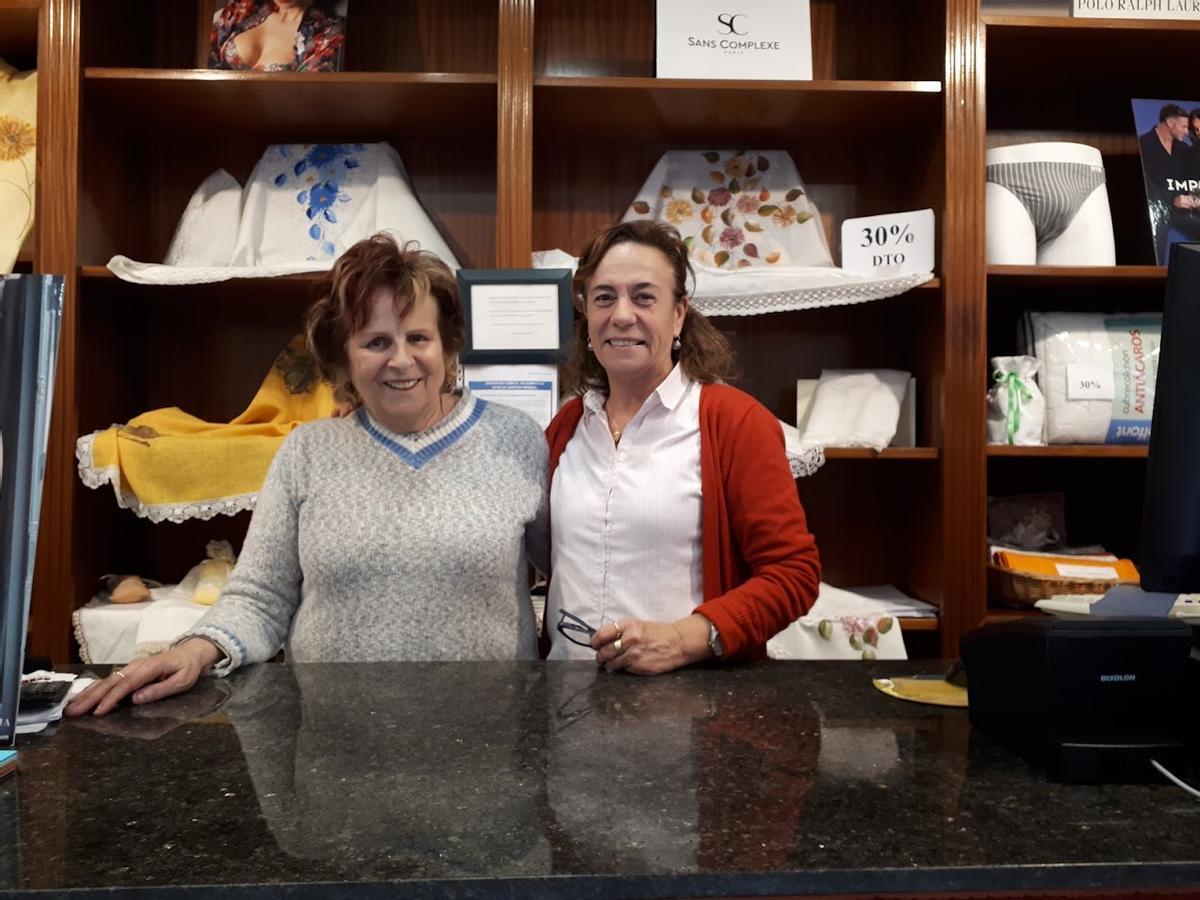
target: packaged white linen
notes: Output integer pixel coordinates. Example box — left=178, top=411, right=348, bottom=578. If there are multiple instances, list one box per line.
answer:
left=1024, top=311, right=1161, bottom=444
left=798, top=369, right=911, bottom=451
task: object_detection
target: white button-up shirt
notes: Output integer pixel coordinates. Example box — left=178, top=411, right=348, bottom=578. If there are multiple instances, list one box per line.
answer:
left=547, top=364, right=703, bottom=660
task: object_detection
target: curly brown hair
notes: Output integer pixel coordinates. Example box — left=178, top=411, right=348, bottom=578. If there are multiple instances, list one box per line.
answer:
left=561, top=220, right=737, bottom=396
left=304, top=233, right=464, bottom=406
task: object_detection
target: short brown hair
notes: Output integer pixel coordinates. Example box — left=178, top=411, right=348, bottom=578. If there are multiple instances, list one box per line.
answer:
left=305, top=233, right=464, bottom=406
left=562, top=220, right=737, bottom=395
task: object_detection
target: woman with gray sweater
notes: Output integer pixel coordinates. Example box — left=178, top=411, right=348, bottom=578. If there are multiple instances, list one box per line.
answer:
left=68, top=234, right=548, bottom=716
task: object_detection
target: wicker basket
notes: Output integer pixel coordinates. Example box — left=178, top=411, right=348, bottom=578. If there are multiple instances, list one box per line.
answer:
left=987, top=563, right=1137, bottom=608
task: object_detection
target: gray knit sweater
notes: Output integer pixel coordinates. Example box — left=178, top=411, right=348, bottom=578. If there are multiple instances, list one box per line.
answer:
left=183, top=392, right=548, bottom=673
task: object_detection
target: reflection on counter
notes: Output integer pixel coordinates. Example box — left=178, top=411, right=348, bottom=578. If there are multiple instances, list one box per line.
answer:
left=4, top=662, right=1199, bottom=896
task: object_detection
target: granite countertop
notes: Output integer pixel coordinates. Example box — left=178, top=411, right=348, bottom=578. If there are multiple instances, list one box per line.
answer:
left=2, top=661, right=1199, bottom=898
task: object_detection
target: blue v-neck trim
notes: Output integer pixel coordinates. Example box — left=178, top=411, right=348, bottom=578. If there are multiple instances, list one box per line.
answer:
left=356, top=399, right=486, bottom=470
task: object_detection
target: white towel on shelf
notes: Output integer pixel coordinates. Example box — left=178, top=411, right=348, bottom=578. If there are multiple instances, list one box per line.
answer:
left=799, top=368, right=911, bottom=451
left=72, top=570, right=215, bottom=664
left=108, top=143, right=460, bottom=284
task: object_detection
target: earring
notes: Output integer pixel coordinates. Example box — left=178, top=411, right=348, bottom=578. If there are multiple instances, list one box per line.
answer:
left=672, top=335, right=681, bottom=351
left=443, top=357, right=462, bottom=393
left=587, top=340, right=594, bottom=352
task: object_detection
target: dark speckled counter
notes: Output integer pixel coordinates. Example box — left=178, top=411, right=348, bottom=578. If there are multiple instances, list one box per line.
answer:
left=2, top=661, right=1199, bottom=898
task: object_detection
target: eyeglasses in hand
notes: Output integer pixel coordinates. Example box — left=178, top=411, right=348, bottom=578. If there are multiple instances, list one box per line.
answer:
left=556, top=609, right=597, bottom=648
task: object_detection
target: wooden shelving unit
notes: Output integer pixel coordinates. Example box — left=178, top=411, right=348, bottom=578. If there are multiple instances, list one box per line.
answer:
left=981, top=11, right=1170, bottom=622
left=30, top=0, right=990, bottom=663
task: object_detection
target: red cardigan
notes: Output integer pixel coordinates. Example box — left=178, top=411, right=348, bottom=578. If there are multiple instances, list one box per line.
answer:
left=545, top=383, right=821, bottom=660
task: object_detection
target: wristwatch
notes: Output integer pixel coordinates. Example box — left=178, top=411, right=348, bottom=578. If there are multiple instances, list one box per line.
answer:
left=707, top=620, right=724, bottom=658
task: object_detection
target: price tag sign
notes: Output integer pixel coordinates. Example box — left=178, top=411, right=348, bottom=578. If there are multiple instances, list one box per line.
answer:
left=841, top=209, right=935, bottom=277
left=1066, top=363, right=1115, bottom=400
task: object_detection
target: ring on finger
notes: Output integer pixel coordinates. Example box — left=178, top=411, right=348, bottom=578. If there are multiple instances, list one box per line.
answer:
left=113, top=669, right=126, bottom=680
left=614, top=638, right=623, bottom=653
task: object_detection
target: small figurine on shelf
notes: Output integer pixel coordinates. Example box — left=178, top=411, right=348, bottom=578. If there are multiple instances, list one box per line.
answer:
left=987, top=355, right=1045, bottom=446
left=209, top=0, right=347, bottom=72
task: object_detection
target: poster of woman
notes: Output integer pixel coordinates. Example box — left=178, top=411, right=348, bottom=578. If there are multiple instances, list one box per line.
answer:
left=209, top=0, right=348, bottom=72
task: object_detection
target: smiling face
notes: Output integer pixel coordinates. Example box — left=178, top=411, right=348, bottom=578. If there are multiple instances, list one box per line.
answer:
left=346, top=289, right=449, bottom=433
left=584, top=242, right=687, bottom=399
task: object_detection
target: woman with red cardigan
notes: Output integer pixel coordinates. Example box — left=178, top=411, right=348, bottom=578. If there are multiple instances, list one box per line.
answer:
left=544, top=220, right=821, bottom=673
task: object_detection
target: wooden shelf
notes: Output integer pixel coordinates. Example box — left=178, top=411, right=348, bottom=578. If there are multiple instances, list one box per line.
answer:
left=824, top=448, right=939, bottom=460
left=898, top=617, right=939, bottom=633
left=987, top=445, right=1148, bottom=459
left=78, top=268, right=943, bottom=294
left=83, top=69, right=498, bottom=137
left=533, top=76, right=942, bottom=141
left=987, top=265, right=1165, bottom=287
left=80, top=266, right=325, bottom=282
left=983, top=14, right=1200, bottom=33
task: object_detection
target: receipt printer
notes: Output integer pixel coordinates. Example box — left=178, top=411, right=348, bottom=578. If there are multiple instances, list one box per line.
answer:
left=960, top=617, right=1194, bottom=783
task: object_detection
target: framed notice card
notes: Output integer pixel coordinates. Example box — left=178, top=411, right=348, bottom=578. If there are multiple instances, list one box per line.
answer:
left=463, top=363, right=559, bottom=431
left=458, top=268, right=573, bottom=365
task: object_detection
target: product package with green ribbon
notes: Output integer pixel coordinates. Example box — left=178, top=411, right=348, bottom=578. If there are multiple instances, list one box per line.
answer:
left=986, top=355, right=1045, bottom=446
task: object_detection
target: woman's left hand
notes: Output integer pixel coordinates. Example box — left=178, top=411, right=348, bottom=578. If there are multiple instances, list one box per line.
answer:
left=592, top=614, right=711, bottom=675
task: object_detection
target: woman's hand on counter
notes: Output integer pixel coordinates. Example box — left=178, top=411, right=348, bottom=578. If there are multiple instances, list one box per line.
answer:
left=591, top=614, right=712, bottom=675
left=64, top=638, right=223, bottom=717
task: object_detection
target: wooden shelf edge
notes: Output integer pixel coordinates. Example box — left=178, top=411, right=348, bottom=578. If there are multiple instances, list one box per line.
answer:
left=898, top=617, right=939, bottom=633
left=80, top=265, right=326, bottom=283
left=84, top=68, right=498, bottom=85
left=79, top=269, right=942, bottom=291
left=534, top=75, right=942, bottom=94
left=823, top=447, right=939, bottom=460
left=987, top=264, right=1165, bottom=281
left=987, top=445, right=1148, bottom=458
left=983, top=13, right=1200, bottom=32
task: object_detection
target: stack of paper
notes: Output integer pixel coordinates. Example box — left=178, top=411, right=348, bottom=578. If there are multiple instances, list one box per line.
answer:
left=992, top=547, right=1139, bottom=583
left=843, top=584, right=939, bottom=618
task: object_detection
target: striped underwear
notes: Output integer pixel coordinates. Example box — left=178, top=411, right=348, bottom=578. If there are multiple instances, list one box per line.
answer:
left=985, top=161, right=1107, bottom=245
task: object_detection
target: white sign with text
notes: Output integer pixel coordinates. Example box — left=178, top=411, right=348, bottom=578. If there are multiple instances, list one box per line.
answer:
left=1066, top=363, right=1116, bottom=400
left=656, top=0, right=812, bottom=80
left=841, top=209, right=935, bottom=277
left=1074, top=0, right=1200, bottom=20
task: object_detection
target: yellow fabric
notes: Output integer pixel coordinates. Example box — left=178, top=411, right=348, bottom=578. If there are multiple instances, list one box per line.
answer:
left=79, top=339, right=335, bottom=521
left=0, top=60, right=36, bottom=273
